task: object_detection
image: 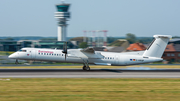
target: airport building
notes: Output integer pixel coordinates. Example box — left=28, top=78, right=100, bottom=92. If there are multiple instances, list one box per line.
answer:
left=0, top=40, right=76, bottom=52
left=54, top=2, right=71, bottom=41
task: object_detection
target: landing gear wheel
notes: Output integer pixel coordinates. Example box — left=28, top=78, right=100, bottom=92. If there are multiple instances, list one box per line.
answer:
left=82, top=66, right=86, bottom=70
left=85, top=66, right=90, bottom=71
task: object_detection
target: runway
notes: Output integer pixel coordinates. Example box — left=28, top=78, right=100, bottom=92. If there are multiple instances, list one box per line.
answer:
left=0, top=68, right=180, bottom=78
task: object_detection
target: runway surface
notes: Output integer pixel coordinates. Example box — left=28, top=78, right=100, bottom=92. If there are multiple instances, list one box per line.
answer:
left=0, top=68, right=180, bottom=78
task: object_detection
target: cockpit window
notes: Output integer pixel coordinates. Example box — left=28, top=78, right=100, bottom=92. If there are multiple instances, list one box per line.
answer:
left=18, top=49, right=27, bottom=52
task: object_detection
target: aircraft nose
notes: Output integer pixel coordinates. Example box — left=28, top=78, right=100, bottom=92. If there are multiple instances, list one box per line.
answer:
left=8, top=53, right=18, bottom=59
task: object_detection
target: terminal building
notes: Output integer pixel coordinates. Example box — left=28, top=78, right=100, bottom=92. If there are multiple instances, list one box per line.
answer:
left=0, top=40, right=76, bottom=52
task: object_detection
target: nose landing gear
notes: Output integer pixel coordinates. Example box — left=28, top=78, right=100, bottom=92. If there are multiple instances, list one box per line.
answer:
left=15, top=59, right=19, bottom=64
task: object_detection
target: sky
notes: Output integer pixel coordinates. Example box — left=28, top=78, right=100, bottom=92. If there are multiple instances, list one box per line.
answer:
left=0, top=0, right=180, bottom=37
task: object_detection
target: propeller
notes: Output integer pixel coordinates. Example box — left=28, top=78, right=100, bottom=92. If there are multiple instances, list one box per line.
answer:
left=62, top=42, right=67, bottom=60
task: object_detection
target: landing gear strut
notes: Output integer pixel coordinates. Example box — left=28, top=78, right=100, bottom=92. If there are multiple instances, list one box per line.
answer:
left=82, top=59, right=90, bottom=71
left=15, top=59, right=19, bottom=64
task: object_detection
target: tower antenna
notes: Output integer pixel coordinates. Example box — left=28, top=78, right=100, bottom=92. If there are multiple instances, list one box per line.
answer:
left=61, top=0, right=65, bottom=3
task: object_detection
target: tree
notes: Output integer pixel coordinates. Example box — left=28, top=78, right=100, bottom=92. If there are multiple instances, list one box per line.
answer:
left=126, top=33, right=136, bottom=44
left=79, top=42, right=88, bottom=48
left=4, top=37, right=14, bottom=40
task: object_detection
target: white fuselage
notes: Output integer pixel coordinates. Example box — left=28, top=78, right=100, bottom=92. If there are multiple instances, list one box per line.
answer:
left=9, top=48, right=163, bottom=66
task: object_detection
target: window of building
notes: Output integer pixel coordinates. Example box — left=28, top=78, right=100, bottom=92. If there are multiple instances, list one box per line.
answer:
left=171, top=54, right=175, bottom=56
left=167, top=54, right=170, bottom=56
left=178, top=54, right=180, bottom=57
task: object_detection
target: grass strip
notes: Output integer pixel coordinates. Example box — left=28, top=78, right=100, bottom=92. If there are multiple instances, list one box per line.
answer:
left=0, top=78, right=180, bottom=101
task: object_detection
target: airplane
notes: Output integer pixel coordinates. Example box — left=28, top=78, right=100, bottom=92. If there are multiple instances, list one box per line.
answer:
left=8, top=35, right=172, bottom=71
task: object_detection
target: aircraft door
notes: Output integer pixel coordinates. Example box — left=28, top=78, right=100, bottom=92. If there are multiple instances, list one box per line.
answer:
left=31, top=49, right=36, bottom=59
left=115, top=55, right=119, bottom=65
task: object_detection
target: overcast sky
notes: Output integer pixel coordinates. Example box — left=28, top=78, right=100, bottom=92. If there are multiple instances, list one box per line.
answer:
left=0, top=0, right=180, bottom=37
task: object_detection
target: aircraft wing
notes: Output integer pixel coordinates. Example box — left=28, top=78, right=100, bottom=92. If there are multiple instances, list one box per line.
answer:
left=80, top=47, right=95, bottom=54
left=67, top=48, right=104, bottom=59
left=80, top=47, right=104, bottom=59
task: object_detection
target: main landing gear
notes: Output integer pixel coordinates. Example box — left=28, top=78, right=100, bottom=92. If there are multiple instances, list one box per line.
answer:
left=82, top=59, right=90, bottom=71
left=83, top=65, right=90, bottom=71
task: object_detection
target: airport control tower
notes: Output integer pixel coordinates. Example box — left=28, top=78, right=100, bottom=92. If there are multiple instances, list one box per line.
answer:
left=54, top=1, right=71, bottom=41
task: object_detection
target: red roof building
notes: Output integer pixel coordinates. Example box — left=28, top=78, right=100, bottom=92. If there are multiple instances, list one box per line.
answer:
left=126, top=42, right=146, bottom=51
left=162, top=44, right=180, bottom=63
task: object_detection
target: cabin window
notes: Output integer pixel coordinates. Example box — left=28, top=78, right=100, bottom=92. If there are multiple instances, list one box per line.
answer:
left=62, top=54, right=63, bottom=56
left=54, top=54, right=56, bottom=56
left=57, top=54, right=58, bottom=56
left=39, top=53, right=40, bottom=55
left=18, top=49, right=26, bottom=52
left=44, top=53, right=46, bottom=55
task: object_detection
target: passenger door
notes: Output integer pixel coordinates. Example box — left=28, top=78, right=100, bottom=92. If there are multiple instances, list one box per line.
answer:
left=115, top=55, right=119, bottom=65
left=31, top=49, right=36, bottom=59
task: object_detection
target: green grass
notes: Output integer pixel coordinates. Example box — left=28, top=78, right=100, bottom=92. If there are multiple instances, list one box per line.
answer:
left=0, top=51, right=14, bottom=56
left=0, top=78, right=180, bottom=101
left=0, top=65, right=180, bottom=69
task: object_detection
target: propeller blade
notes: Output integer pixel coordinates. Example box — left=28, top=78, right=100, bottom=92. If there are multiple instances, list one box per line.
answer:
left=62, top=42, right=68, bottom=61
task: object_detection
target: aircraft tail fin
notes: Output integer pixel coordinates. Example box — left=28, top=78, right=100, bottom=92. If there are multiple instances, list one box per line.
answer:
left=143, top=35, right=172, bottom=58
